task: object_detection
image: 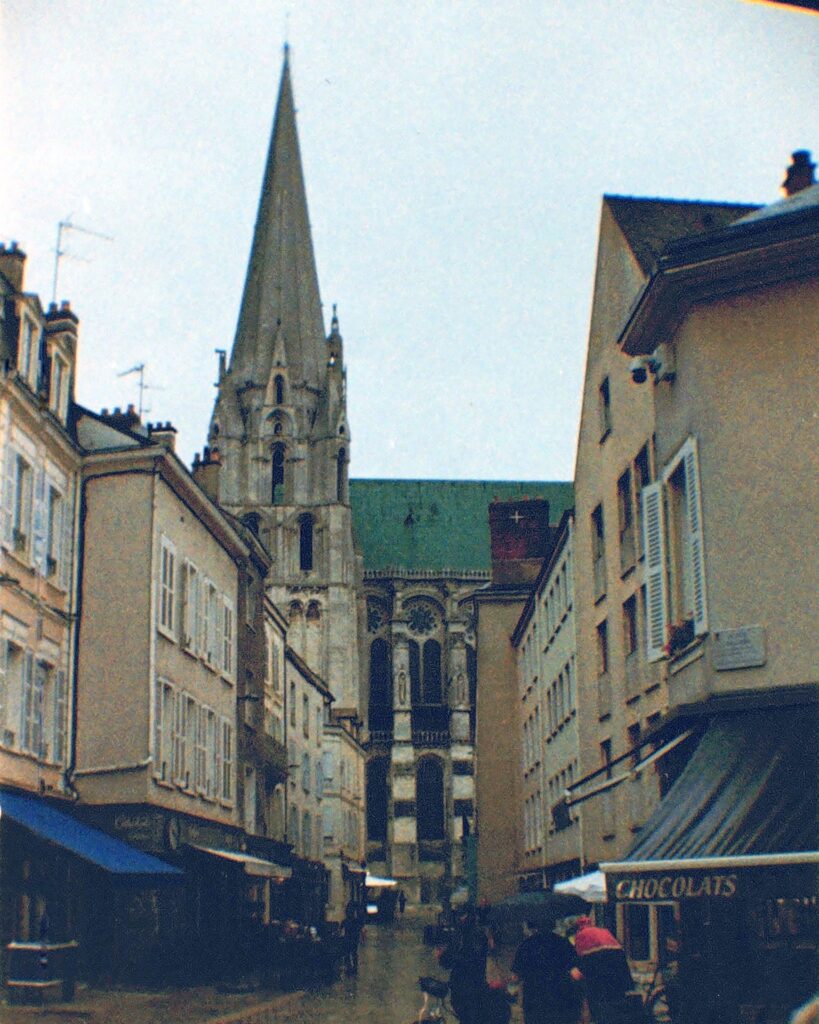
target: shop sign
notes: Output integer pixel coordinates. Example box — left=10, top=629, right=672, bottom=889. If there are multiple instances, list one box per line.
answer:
left=611, top=871, right=739, bottom=901
left=712, top=626, right=766, bottom=670
left=113, top=811, right=162, bottom=847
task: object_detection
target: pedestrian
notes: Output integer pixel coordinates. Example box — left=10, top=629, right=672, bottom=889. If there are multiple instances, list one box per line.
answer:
left=568, top=916, right=636, bottom=1024
left=438, top=906, right=490, bottom=1024
left=343, top=901, right=365, bottom=975
left=511, top=920, right=583, bottom=1024
left=398, top=889, right=407, bottom=914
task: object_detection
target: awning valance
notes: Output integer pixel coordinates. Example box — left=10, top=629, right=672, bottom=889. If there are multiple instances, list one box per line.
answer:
left=365, top=873, right=398, bottom=888
left=0, top=790, right=182, bottom=882
left=602, top=706, right=818, bottom=901
left=554, top=870, right=607, bottom=903
left=189, top=844, right=292, bottom=879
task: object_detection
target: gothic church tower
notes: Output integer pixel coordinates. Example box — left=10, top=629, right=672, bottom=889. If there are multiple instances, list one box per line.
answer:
left=208, top=52, right=361, bottom=713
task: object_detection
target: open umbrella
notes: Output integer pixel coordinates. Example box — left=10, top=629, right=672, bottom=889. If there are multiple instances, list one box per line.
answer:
left=488, top=890, right=589, bottom=928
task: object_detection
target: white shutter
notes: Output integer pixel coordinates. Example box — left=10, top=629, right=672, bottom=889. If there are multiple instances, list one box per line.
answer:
left=683, top=438, right=709, bottom=636
left=21, top=652, right=34, bottom=750
left=642, top=482, right=669, bottom=662
left=58, top=486, right=72, bottom=591
left=153, top=677, right=163, bottom=778
left=1, top=443, right=16, bottom=547
left=32, top=466, right=47, bottom=572
left=53, top=669, right=67, bottom=764
left=0, top=639, right=7, bottom=732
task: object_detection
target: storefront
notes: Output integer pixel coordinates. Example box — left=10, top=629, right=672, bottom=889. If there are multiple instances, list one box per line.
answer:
left=0, top=789, right=183, bottom=987
left=602, top=706, right=818, bottom=1024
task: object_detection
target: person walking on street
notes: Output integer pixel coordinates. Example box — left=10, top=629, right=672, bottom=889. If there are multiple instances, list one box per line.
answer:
left=568, top=916, right=636, bottom=1024
left=342, top=901, right=365, bottom=975
left=511, top=920, right=583, bottom=1024
left=438, top=906, right=491, bottom=1024
left=398, top=889, right=406, bottom=914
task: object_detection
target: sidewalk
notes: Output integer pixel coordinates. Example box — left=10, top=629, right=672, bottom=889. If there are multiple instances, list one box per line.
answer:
left=0, top=986, right=304, bottom=1024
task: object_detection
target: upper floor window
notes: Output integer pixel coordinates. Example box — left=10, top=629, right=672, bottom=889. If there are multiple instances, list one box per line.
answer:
left=19, top=318, right=37, bottom=387
left=159, top=537, right=176, bottom=637
left=617, top=468, right=635, bottom=573
left=274, top=375, right=284, bottom=405
left=634, top=443, right=652, bottom=559
left=299, top=514, right=314, bottom=572
left=591, top=504, right=606, bottom=601
left=598, top=377, right=612, bottom=440
left=50, top=353, right=69, bottom=420
left=643, top=437, right=708, bottom=662
left=303, top=693, right=309, bottom=738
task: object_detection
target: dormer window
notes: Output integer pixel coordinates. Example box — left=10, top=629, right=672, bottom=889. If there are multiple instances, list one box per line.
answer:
left=50, top=352, right=69, bottom=419
left=19, top=317, right=37, bottom=387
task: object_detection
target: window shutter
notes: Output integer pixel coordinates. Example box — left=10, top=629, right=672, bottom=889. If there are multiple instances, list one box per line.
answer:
left=2, top=444, right=16, bottom=547
left=153, top=677, right=163, bottom=778
left=322, top=749, right=334, bottom=781
left=58, top=487, right=72, bottom=591
left=683, top=438, right=709, bottom=636
left=54, top=669, right=67, bottom=764
left=21, top=651, right=34, bottom=749
left=0, top=639, right=7, bottom=732
left=642, top=482, right=668, bottom=662
left=32, top=466, right=47, bottom=572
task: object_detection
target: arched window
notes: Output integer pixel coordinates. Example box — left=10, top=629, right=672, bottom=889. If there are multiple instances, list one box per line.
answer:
left=306, top=601, right=321, bottom=622
left=423, top=640, right=442, bottom=703
left=409, top=639, right=442, bottom=705
left=271, top=444, right=285, bottom=504
left=299, top=515, right=314, bottom=572
left=416, top=758, right=445, bottom=840
left=275, top=375, right=284, bottom=404
left=366, top=757, right=389, bottom=841
left=336, top=448, right=346, bottom=501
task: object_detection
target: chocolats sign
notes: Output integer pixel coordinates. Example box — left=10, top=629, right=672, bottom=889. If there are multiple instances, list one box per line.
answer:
left=612, top=871, right=739, bottom=901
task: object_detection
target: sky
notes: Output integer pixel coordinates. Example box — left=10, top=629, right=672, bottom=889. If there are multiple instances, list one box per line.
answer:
left=1, top=1, right=816, bottom=481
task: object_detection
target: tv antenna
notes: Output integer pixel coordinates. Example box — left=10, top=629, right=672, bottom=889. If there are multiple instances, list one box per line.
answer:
left=52, top=217, right=113, bottom=303
left=117, top=363, right=164, bottom=419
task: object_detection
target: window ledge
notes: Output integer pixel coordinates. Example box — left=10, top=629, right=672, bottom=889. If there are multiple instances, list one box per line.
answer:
left=669, top=635, right=706, bottom=674
left=157, top=625, right=177, bottom=644
left=620, top=563, right=636, bottom=581
left=594, top=591, right=607, bottom=606
left=599, top=428, right=612, bottom=444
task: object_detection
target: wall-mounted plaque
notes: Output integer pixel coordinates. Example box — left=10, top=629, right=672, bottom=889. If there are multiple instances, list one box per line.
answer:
left=712, top=626, right=766, bottom=671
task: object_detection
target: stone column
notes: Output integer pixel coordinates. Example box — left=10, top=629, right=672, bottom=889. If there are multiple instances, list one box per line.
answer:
left=448, top=631, right=471, bottom=743
left=390, top=614, right=417, bottom=896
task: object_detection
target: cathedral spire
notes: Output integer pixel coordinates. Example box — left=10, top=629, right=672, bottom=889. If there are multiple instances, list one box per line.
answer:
left=228, top=51, right=325, bottom=390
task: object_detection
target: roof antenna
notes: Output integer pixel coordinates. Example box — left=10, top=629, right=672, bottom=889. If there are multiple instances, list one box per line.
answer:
left=52, top=217, right=113, bottom=304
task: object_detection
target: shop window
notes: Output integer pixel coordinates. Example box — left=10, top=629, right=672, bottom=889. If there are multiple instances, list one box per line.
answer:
left=623, top=903, right=651, bottom=962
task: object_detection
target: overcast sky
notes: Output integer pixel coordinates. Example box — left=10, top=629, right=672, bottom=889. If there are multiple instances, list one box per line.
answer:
left=2, top=2, right=816, bottom=481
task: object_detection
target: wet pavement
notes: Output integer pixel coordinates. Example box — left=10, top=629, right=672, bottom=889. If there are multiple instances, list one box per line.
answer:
left=276, top=911, right=447, bottom=1023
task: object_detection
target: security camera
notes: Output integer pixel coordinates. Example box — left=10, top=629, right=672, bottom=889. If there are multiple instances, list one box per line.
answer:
left=629, top=357, right=649, bottom=384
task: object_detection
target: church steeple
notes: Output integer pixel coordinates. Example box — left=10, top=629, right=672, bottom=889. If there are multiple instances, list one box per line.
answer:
left=228, top=50, right=326, bottom=391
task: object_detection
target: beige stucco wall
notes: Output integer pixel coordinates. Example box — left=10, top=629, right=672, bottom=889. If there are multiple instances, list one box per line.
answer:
left=572, top=204, right=664, bottom=868
left=652, top=277, right=819, bottom=705
left=475, top=594, right=527, bottom=902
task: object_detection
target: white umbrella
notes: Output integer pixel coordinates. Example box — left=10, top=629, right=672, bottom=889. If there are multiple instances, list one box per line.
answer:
left=554, top=870, right=607, bottom=903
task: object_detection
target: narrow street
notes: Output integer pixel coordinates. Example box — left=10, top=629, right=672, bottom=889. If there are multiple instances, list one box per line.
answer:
left=278, top=912, right=447, bottom=1024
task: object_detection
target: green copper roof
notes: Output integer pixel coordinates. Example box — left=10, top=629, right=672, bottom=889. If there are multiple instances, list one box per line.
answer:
left=349, top=479, right=573, bottom=573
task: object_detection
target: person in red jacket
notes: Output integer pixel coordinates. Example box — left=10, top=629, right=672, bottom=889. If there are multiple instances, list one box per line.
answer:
left=568, top=917, right=636, bottom=1024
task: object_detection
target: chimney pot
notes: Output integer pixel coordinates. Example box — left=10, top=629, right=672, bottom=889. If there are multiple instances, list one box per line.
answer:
left=782, top=150, right=816, bottom=197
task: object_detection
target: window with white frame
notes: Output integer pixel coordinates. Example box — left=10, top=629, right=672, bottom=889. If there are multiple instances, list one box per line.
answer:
left=52, top=669, right=67, bottom=765
left=222, top=598, right=235, bottom=679
left=642, top=436, right=708, bottom=662
left=19, top=317, right=36, bottom=385
left=45, top=484, right=62, bottom=579
left=195, top=704, right=207, bottom=793
left=180, top=561, right=199, bottom=652
left=12, top=454, right=33, bottom=556
left=206, top=708, right=218, bottom=797
left=50, top=353, right=69, bottom=420
left=204, top=582, right=221, bottom=666
left=0, top=639, right=8, bottom=740
left=153, top=678, right=174, bottom=782
left=221, top=718, right=233, bottom=802
left=22, top=657, right=46, bottom=757
left=159, top=537, right=176, bottom=637
left=172, top=688, right=186, bottom=784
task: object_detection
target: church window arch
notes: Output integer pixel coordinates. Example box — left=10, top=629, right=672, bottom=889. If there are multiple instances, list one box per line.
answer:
left=306, top=600, right=321, bottom=622
left=299, top=514, right=314, bottom=572
left=275, top=374, right=284, bottom=405
left=288, top=600, right=303, bottom=620
left=273, top=421, right=283, bottom=436
left=416, top=757, right=445, bottom=841
left=271, top=443, right=286, bottom=504
left=366, top=756, right=389, bottom=842
left=336, top=448, right=346, bottom=502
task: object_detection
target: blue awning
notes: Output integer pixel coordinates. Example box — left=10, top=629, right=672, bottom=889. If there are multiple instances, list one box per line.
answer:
left=0, top=790, right=182, bottom=881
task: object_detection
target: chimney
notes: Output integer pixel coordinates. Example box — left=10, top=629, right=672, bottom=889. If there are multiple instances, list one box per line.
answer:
left=781, top=150, right=816, bottom=197
left=45, top=301, right=79, bottom=343
left=148, top=421, right=178, bottom=452
left=99, top=404, right=147, bottom=436
left=191, top=446, right=221, bottom=501
left=488, top=497, right=553, bottom=585
left=0, top=242, right=26, bottom=292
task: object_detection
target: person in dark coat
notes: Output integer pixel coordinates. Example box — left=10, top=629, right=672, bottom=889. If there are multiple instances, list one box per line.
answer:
left=570, top=917, right=636, bottom=1024
left=438, top=907, right=490, bottom=1024
left=342, top=901, right=365, bottom=975
left=511, top=921, right=583, bottom=1024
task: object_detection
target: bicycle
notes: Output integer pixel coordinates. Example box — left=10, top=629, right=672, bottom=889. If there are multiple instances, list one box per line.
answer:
left=414, top=975, right=450, bottom=1023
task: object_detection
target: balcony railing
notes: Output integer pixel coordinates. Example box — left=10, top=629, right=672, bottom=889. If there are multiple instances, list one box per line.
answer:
left=412, top=729, right=451, bottom=748
left=368, top=730, right=394, bottom=747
